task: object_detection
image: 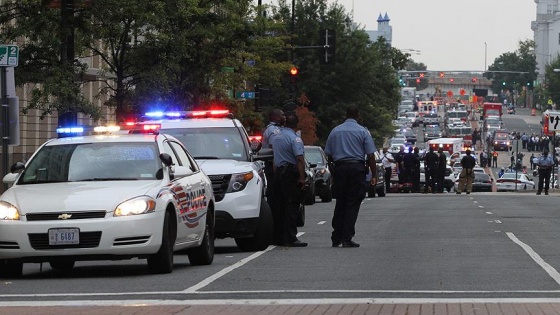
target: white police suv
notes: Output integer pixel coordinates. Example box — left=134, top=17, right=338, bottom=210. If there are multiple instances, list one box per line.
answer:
left=130, top=110, right=273, bottom=251
left=0, top=131, right=215, bottom=277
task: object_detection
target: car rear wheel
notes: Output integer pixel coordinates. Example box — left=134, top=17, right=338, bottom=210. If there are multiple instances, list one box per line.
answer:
left=235, top=198, right=273, bottom=251
left=147, top=210, right=175, bottom=274
left=321, top=185, right=333, bottom=202
left=376, top=184, right=386, bottom=197
left=187, top=211, right=215, bottom=266
left=49, top=260, right=75, bottom=270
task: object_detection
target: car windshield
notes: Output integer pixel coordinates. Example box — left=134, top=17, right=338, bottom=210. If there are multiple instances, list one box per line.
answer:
left=163, top=127, right=248, bottom=161
left=495, top=133, right=509, bottom=140
left=304, top=148, right=326, bottom=165
left=19, top=142, right=160, bottom=184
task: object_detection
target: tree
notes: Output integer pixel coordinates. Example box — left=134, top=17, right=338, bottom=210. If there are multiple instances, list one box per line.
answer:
left=0, top=0, right=101, bottom=119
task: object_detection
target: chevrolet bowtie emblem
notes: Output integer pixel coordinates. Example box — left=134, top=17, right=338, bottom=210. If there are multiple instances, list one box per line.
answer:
left=58, top=213, right=72, bottom=220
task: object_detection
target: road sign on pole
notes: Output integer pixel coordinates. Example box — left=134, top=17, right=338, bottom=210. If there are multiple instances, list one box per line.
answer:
left=549, top=114, right=560, bottom=132
left=0, top=45, right=19, bottom=67
left=236, top=91, right=255, bottom=99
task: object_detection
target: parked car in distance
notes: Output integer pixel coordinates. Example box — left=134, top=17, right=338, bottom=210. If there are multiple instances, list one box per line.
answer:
left=454, top=172, right=493, bottom=192
left=304, top=146, right=332, bottom=202
left=366, top=153, right=386, bottom=198
left=496, top=173, right=535, bottom=191
left=424, top=125, right=442, bottom=141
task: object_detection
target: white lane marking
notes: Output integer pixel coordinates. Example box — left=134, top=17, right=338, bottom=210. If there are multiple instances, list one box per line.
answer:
left=486, top=212, right=493, bottom=215
left=495, top=220, right=502, bottom=224
left=473, top=201, right=478, bottom=204
left=507, top=232, right=560, bottom=286
left=478, top=206, right=484, bottom=208
left=318, top=221, right=326, bottom=225
left=182, top=232, right=305, bottom=293
left=7, top=298, right=560, bottom=307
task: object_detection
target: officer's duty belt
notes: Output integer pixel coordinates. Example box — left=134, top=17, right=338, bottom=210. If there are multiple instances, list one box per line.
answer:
left=334, top=159, right=364, bottom=166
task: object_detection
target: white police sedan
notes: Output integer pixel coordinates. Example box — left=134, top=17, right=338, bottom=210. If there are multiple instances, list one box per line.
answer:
left=0, top=132, right=215, bottom=277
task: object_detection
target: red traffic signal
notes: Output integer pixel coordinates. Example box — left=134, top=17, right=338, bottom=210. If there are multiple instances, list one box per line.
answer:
left=290, top=66, right=298, bottom=76
left=439, top=72, right=445, bottom=78
left=471, top=77, right=477, bottom=82
left=449, top=78, right=454, bottom=83
left=419, top=73, right=425, bottom=78
left=416, top=78, right=421, bottom=83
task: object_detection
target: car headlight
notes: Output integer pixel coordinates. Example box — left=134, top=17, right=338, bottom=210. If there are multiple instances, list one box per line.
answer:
left=227, top=171, right=254, bottom=193
left=114, top=196, right=156, bottom=216
left=0, top=201, right=20, bottom=220
left=315, top=168, right=327, bottom=176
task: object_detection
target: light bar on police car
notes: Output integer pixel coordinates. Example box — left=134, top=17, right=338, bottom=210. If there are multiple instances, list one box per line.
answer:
left=56, top=127, right=84, bottom=134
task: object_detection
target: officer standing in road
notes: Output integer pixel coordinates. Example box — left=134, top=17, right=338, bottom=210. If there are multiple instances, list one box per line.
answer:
left=423, top=146, right=439, bottom=194
left=536, top=150, right=554, bottom=195
left=325, top=106, right=377, bottom=248
left=270, top=111, right=307, bottom=247
left=262, top=109, right=285, bottom=150
left=436, top=147, right=447, bottom=193
left=380, top=147, right=394, bottom=192
left=456, top=149, right=476, bottom=194
left=262, top=109, right=285, bottom=243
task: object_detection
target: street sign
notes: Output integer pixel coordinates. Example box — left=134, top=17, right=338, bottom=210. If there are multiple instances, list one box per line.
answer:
left=0, top=45, right=19, bottom=67
left=236, top=91, right=255, bottom=99
left=549, top=114, right=560, bottom=131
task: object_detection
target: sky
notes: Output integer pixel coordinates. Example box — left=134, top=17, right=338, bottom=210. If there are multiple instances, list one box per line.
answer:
left=336, top=0, right=536, bottom=71
left=263, top=0, right=536, bottom=71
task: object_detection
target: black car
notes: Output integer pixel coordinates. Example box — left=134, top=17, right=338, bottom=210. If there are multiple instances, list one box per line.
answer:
left=492, top=130, right=511, bottom=151
left=304, top=146, right=333, bottom=202
left=471, top=172, right=493, bottom=192
left=424, top=125, right=442, bottom=141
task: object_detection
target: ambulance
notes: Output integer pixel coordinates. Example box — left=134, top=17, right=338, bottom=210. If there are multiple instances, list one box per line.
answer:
left=426, top=138, right=463, bottom=155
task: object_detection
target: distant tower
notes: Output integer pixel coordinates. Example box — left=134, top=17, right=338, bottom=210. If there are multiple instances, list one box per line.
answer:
left=366, top=12, right=393, bottom=46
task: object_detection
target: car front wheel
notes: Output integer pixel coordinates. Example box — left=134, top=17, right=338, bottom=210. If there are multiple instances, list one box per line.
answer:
left=147, top=210, right=175, bottom=274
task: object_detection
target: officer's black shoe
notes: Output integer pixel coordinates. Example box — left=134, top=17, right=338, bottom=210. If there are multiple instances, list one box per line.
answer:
left=342, top=241, right=360, bottom=248
left=545, top=191, right=549, bottom=195
left=456, top=192, right=461, bottom=194
left=285, top=240, right=308, bottom=247
left=332, top=241, right=341, bottom=247
left=536, top=192, right=541, bottom=195
left=466, top=192, right=471, bottom=195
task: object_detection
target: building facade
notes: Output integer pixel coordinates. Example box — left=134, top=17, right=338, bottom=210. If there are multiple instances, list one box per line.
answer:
left=366, top=13, right=392, bottom=46
left=533, top=0, right=560, bottom=83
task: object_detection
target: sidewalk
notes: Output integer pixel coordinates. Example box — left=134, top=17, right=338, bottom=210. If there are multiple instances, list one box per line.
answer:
left=5, top=301, right=560, bottom=314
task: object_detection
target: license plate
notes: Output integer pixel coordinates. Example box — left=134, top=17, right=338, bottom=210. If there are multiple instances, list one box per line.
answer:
left=48, top=228, right=79, bottom=245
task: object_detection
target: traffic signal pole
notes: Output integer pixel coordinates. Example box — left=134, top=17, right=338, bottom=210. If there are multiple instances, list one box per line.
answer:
left=1, top=67, right=8, bottom=190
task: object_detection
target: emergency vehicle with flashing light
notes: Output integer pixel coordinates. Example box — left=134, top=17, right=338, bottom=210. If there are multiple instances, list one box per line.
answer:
left=426, top=138, right=463, bottom=155
left=126, top=109, right=273, bottom=252
left=0, top=131, right=215, bottom=277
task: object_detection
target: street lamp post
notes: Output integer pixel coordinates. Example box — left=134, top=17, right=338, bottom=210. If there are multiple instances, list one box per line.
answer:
left=484, top=42, right=487, bottom=71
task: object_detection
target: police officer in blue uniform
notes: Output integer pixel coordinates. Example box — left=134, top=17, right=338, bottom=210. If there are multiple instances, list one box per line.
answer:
left=536, top=150, right=554, bottom=195
left=271, top=111, right=307, bottom=247
left=262, top=109, right=285, bottom=244
left=324, top=106, right=377, bottom=248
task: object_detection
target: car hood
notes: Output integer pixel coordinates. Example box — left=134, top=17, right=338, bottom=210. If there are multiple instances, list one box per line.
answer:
left=197, top=159, right=255, bottom=175
left=2, top=181, right=160, bottom=214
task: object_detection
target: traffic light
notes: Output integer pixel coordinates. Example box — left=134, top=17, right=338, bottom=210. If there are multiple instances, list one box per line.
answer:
left=449, top=78, right=454, bottom=83
left=439, top=72, right=445, bottom=78
left=471, top=77, right=477, bottom=83
left=289, top=66, right=298, bottom=98
left=320, top=29, right=336, bottom=64
left=502, top=81, right=506, bottom=86
left=398, top=77, right=405, bottom=86
left=416, top=78, right=420, bottom=84
left=419, top=73, right=425, bottom=78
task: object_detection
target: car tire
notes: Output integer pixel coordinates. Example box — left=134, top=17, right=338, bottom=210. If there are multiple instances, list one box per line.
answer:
left=187, top=210, right=215, bottom=266
left=147, top=210, right=175, bottom=274
left=235, top=198, right=273, bottom=251
left=368, top=185, right=375, bottom=198
left=304, top=187, right=315, bottom=205
left=49, top=260, right=75, bottom=270
left=0, top=261, right=23, bottom=278
left=321, top=185, right=333, bottom=202
left=376, top=184, right=386, bottom=197
left=296, top=203, right=305, bottom=227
